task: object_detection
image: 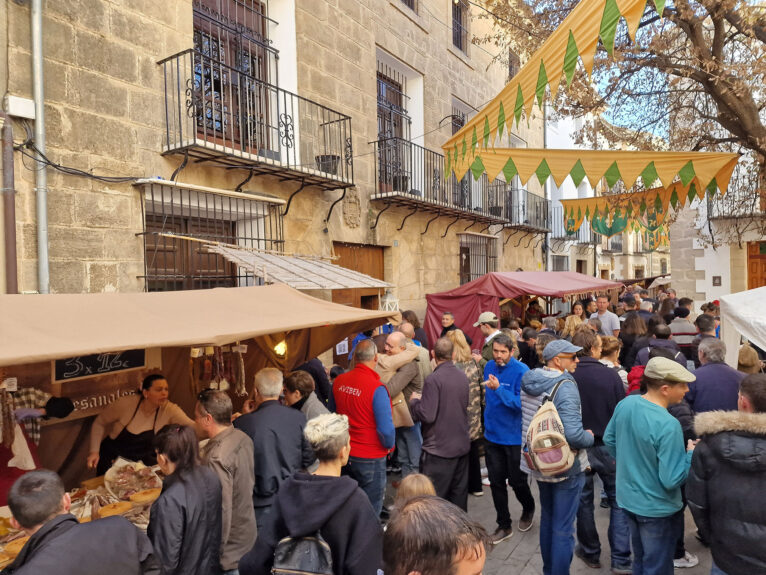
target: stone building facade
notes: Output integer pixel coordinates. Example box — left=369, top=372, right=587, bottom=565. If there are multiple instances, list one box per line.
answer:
left=0, top=0, right=547, bottom=320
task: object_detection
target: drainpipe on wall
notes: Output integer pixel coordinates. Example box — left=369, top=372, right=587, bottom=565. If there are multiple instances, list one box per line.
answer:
left=1, top=112, right=18, bottom=294
left=31, top=0, right=49, bottom=294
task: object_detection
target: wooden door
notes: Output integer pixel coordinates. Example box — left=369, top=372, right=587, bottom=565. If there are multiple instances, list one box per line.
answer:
left=331, top=243, right=386, bottom=368
left=748, top=242, right=766, bottom=289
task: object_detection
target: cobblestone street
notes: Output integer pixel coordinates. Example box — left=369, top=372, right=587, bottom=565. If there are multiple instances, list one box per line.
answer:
left=388, top=472, right=712, bottom=574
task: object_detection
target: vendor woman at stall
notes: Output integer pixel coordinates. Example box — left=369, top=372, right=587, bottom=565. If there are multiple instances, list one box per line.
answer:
left=87, top=373, right=195, bottom=474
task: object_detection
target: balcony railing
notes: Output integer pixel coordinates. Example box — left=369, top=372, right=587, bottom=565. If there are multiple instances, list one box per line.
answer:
left=604, top=234, right=624, bottom=253
left=708, top=188, right=766, bottom=219
left=159, top=49, right=354, bottom=189
left=372, top=137, right=550, bottom=230
left=551, top=205, right=595, bottom=244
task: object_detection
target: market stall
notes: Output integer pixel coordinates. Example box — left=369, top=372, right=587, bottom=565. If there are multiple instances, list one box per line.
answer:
left=424, top=271, right=622, bottom=345
left=720, top=286, right=766, bottom=368
left=0, top=283, right=398, bottom=486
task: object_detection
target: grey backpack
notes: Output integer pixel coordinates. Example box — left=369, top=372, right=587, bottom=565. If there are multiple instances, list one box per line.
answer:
left=272, top=531, right=333, bottom=575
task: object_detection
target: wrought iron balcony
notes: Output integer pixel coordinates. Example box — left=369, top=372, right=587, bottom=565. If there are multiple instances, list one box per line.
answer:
left=159, top=49, right=354, bottom=190
left=371, top=137, right=550, bottom=231
left=707, top=188, right=766, bottom=219
left=551, top=205, right=595, bottom=244
left=604, top=234, right=624, bottom=253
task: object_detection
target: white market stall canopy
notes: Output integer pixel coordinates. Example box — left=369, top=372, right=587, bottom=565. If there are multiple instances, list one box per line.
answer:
left=206, top=244, right=391, bottom=290
left=720, top=287, right=766, bottom=367
left=0, top=284, right=399, bottom=367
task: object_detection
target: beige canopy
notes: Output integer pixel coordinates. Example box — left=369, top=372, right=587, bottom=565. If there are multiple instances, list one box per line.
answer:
left=0, top=284, right=400, bottom=368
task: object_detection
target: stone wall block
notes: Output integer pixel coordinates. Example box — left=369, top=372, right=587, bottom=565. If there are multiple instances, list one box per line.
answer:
left=47, top=190, right=76, bottom=227
left=64, top=109, right=138, bottom=162
left=20, top=223, right=38, bottom=260
left=48, top=226, right=105, bottom=260
left=129, top=90, right=165, bottom=127
left=102, top=229, right=143, bottom=261
left=117, top=260, right=144, bottom=292
left=69, top=69, right=129, bottom=118
left=75, top=30, right=138, bottom=84
left=110, top=8, right=167, bottom=51
left=44, top=0, right=108, bottom=34
left=87, top=262, right=119, bottom=292
left=43, top=16, right=76, bottom=65
left=74, top=191, right=134, bottom=229
left=49, top=259, right=88, bottom=293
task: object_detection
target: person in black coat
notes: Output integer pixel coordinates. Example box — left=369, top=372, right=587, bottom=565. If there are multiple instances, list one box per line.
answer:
left=440, top=312, right=472, bottom=346
left=295, top=358, right=333, bottom=405
left=4, top=470, right=159, bottom=575
left=234, top=368, right=316, bottom=529
left=148, top=424, right=222, bottom=575
left=239, top=413, right=383, bottom=575
left=688, top=374, right=766, bottom=575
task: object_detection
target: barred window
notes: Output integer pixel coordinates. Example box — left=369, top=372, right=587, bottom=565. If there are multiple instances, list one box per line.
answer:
left=452, top=1, right=469, bottom=52
left=140, top=181, right=283, bottom=292
left=552, top=255, right=569, bottom=271
left=459, top=234, right=497, bottom=284
left=400, top=0, right=417, bottom=12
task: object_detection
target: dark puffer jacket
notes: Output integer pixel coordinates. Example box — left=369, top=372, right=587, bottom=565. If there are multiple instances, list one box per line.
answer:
left=687, top=410, right=766, bottom=575
left=148, top=466, right=222, bottom=575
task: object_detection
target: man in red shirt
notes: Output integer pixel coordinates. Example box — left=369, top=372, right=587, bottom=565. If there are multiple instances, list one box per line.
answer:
left=331, top=339, right=395, bottom=516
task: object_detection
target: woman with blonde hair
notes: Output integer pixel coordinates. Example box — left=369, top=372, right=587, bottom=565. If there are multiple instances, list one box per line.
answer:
left=561, top=315, right=583, bottom=341
left=599, top=335, right=628, bottom=390
left=393, top=473, right=436, bottom=509
left=239, top=413, right=382, bottom=575
left=446, top=329, right=485, bottom=497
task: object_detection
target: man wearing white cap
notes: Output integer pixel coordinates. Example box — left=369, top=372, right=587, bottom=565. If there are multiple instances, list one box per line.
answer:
left=471, top=311, right=501, bottom=371
left=604, top=357, right=698, bottom=575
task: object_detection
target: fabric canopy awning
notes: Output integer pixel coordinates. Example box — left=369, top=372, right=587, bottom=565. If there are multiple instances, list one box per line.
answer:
left=425, top=271, right=622, bottom=346
left=451, top=148, right=738, bottom=196
left=720, top=287, right=766, bottom=367
left=559, top=180, right=714, bottom=238
left=443, top=0, right=662, bottom=160
left=206, top=244, right=391, bottom=290
left=0, top=284, right=400, bottom=368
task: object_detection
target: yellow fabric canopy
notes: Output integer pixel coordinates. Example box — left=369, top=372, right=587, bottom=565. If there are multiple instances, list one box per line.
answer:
left=455, top=148, right=738, bottom=194
left=443, top=0, right=662, bottom=161
left=559, top=181, right=706, bottom=238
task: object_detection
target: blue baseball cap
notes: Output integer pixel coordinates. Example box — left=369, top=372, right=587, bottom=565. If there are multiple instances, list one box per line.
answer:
left=542, top=339, right=582, bottom=361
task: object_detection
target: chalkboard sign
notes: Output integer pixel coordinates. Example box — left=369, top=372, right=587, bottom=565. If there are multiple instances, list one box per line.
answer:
left=54, top=349, right=146, bottom=383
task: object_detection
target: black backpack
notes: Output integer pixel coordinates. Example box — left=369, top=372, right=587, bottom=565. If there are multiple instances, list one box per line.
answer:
left=272, top=532, right=334, bottom=575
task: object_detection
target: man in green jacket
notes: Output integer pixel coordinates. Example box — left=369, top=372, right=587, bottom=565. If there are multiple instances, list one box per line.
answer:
left=471, top=311, right=501, bottom=371
left=604, top=357, right=697, bottom=575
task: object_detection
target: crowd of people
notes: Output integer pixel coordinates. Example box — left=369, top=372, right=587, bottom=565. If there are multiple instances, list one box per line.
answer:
left=4, top=288, right=766, bottom=575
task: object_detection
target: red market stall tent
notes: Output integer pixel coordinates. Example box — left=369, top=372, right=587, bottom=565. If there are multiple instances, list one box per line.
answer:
left=425, top=272, right=623, bottom=346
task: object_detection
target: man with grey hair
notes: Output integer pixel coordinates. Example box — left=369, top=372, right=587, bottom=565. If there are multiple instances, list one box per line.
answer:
left=685, top=338, right=745, bottom=413
left=540, top=317, right=559, bottom=337
left=331, top=338, right=395, bottom=516
left=196, top=390, right=257, bottom=574
left=234, top=368, right=315, bottom=530
left=638, top=299, right=655, bottom=323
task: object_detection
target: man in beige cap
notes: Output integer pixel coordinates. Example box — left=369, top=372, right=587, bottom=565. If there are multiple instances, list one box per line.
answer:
left=604, top=357, right=698, bottom=575
left=471, top=311, right=501, bottom=371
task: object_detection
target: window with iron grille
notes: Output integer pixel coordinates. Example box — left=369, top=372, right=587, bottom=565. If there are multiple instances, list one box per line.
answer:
left=552, top=255, right=569, bottom=271
left=191, top=0, right=277, bottom=149
left=660, top=258, right=668, bottom=275
left=400, top=0, right=417, bottom=12
left=452, top=1, right=469, bottom=52
left=508, top=49, right=520, bottom=80
left=459, top=234, right=497, bottom=284
left=141, top=182, right=284, bottom=292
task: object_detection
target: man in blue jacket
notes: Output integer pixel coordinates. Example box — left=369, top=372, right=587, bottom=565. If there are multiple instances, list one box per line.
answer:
left=483, top=333, right=535, bottom=543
